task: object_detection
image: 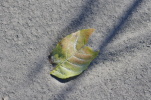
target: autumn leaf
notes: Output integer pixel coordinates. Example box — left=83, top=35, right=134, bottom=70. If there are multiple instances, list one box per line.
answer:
left=49, top=29, right=99, bottom=79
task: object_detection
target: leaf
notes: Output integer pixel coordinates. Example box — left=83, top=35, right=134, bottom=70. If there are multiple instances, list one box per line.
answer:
left=49, top=29, right=99, bottom=79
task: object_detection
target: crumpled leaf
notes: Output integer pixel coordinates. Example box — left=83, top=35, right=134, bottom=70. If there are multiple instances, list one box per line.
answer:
left=49, top=29, right=99, bottom=79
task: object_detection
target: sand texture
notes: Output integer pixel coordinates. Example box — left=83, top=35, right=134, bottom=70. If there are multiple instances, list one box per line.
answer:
left=0, top=0, right=151, bottom=100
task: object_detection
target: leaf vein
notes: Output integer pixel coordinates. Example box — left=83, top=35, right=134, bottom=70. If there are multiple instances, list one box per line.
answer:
left=66, top=60, right=81, bottom=67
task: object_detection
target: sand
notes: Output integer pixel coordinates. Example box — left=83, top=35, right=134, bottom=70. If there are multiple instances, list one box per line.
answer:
left=0, top=0, right=151, bottom=100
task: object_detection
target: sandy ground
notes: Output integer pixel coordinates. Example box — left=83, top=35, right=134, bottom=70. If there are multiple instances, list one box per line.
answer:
left=0, top=0, right=151, bottom=100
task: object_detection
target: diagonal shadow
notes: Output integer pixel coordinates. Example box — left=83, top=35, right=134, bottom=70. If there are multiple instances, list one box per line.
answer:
left=92, top=0, right=143, bottom=65
left=98, top=0, right=143, bottom=53
left=52, top=0, right=143, bottom=100
left=57, top=0, right=99, bottom=40
left=27, top=57, right=47, bottom=82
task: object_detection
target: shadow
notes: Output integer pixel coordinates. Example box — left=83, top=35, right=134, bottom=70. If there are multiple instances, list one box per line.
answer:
left=98, top=0, right=143, bottom=53
left=95, top=42, right=140, bottom=63
left=51, top=77, right=81, bottom=100
left=88, top=0, right=143, bottom=67
left=89, top=0, right=143, bottom=66
left=51, top=75, right=80, bottom=83
left=101, top=32, right=151, bottom=62
left=27, top=58, right=46, bottom=82
left=57, top=0, right=99, bottom=40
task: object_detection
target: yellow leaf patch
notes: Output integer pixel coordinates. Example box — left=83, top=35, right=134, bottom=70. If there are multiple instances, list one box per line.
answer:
left=49, top=29, right=99, bottom=79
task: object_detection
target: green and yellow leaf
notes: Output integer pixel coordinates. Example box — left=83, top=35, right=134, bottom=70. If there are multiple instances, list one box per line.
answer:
left=49, top=29, right=99, bottom=79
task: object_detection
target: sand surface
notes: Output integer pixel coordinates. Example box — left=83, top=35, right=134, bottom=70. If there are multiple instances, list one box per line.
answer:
left=0, top=0, right=151, bottom=100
